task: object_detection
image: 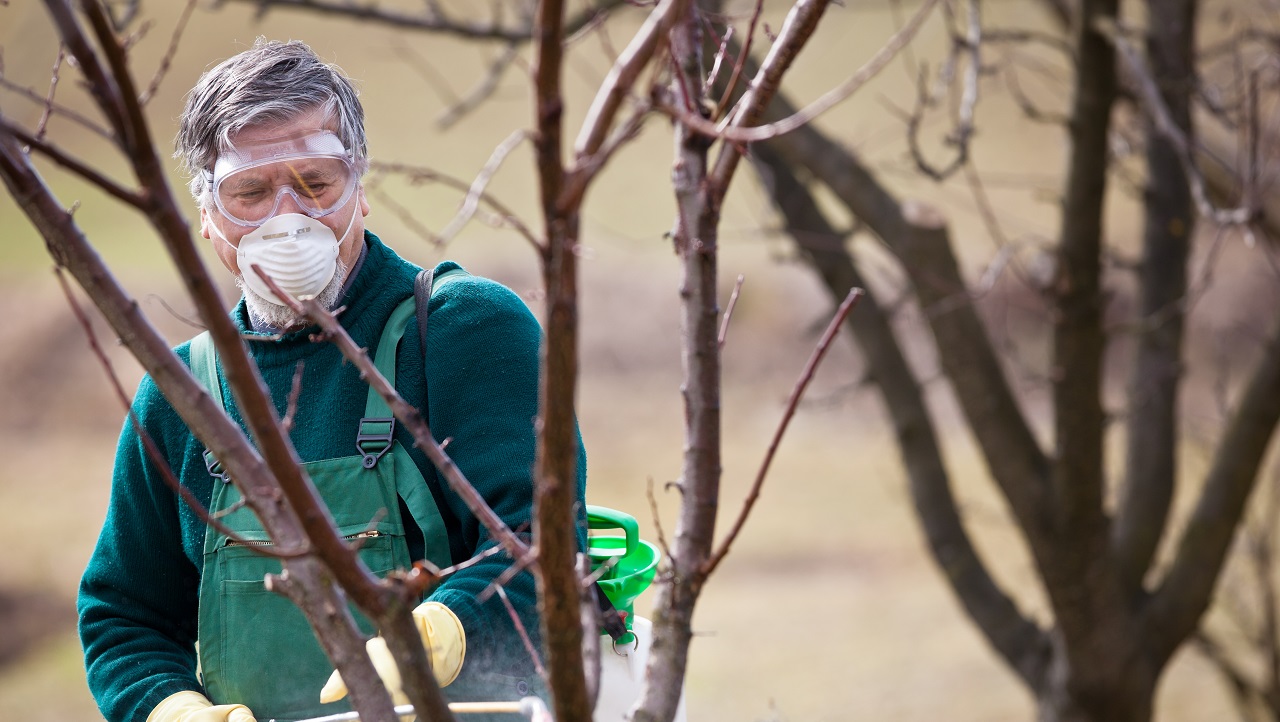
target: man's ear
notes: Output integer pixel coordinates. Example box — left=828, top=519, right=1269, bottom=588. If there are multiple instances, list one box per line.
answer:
left=199, top=206, right=212, bottom=240
left=359, top=185, right=370, bottom=217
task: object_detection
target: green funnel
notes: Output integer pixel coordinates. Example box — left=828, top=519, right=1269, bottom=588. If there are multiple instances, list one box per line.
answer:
left=587, top=505, right=659, bottom=628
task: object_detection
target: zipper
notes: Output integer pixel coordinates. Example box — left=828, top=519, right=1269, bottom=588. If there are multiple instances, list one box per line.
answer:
left=225, top=537, right=274, bottom=548
left=225, top=530, right=381, bottom=547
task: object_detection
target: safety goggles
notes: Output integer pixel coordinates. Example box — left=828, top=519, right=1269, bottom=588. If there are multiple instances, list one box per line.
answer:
left=205, top=130, right=358, bottom=227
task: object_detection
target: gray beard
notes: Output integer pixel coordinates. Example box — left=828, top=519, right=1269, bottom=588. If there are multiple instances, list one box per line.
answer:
left=237, top=258, right=349, bottom=332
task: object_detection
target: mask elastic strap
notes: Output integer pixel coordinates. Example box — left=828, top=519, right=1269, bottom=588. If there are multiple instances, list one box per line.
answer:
left=208, top=212, right=234, bottom=248
left=335, top=187, right=361, bottom=247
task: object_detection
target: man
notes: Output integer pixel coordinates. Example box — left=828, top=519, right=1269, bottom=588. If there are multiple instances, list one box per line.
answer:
left=78, top=39, right=586, bottom=722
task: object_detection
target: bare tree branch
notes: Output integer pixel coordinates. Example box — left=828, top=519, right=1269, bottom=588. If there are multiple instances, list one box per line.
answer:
left=573, top=0, right=681, bottom=167
left=530, top=0, right=591, bottom=718
left=1095, top=17, right=1257, bottom=227
left=33, top=45, right=65, bottom=141
left=748, top=138, right=1053, bottom=687
left=633, top=5, right=712, bottom=720
left=655, top=0, right=940, bottom=145
left=703, top=286, right=862, bottom=577
left=1147, top=307, right=1280, bottom=667
left=1112, top=0, right=1196, bottom=598
left=220, top=0, right=627, bottom=43
left=436, top=42, right=521, bottom=129
left=138, top=0, right=196, bottom=105
left=0, top=118, right=144, bottom=210
left=370, top=161, right=542, bottom=249
left=436, top=129, right=533, bottom=245
left=760, top=97, right=1057, bottom=553
left=0, top=77, right=114, bottom=140
left=1035, top=0, right=1280, bottom=242
left=904, top=0, right=980, bottom=181
left=1049, top=0, right=1117, bottom=538
left=276, top=289, right=531, bottom=561
left=707, top=0, right=834, bottom=190
left=496, top=585, right=549, bottom=680
left=712, top=0, right=764, bottom=118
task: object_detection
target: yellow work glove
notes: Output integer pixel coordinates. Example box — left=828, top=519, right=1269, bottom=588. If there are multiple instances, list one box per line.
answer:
left=147, top=690, right=255, bottom=722
left=319, top=601, right=466, bottom=705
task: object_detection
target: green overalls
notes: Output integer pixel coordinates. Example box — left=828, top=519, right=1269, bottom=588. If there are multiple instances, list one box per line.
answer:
left=189, top=295, right=452, bottom=721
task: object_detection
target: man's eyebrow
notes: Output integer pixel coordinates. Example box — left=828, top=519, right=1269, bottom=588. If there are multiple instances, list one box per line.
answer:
left=225, top=174, right=268, bottom=191
left=291, top=165, right=340, bottom=180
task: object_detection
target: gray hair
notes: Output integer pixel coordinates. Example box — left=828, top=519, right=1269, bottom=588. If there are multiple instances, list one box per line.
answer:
left=175, top=39, right=368, bottom=205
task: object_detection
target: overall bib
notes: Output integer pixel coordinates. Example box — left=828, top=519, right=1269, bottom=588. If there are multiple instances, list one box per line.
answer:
left=189, top=296, right=451, bottom=721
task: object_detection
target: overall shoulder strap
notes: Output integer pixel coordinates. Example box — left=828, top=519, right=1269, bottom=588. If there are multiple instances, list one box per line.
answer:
left=413, top=267, right=467, bottom=354
left=360, top=270, right=465, bottom=467
left=188, top=330, right=224, bottom=409
left=189, top=331, right=231, bottom=481
left=411, top=267, right=466, bottom=408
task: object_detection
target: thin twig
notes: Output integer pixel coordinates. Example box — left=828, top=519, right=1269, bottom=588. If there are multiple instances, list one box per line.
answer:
left=662, top=0, right=941, bottom=145
left=704, top=25, right=734, bottom=95
left=144, top=293, right=207, bottom=330
left=437, top=42, right=521, bottom=129
left=34, top=45, right=65, bottom=141
left=703, top=287, right=864, bottom=577
left=562, top=98, right=654, bottom=208
left=0, top=117, right=144, bottom=210
left=478, top=547, right=540, bottom=603
left=363, top=182, right=445, bottom=247
left=220, top=0, right=627, bottom=43
left=574, top=0, right=681, bottom=161
left=999, top=54, right=1072, bottom=125
left=708, top=0, right=837, bottom=191
left=0, top=78, right=114, bottom=140
left=436, top=129, right=531, bottom=244
left=1095, top=16, right=1256, bottom=227
left=566, top=4, right=612, bottom=46
left=282, top=361, right=305, bottom=433
left=644, top=477, right=672, bottom=563
left=139, top=0, right=197, bottom=105
left=906, top=0, right=981, bottom=181
left=370, top=161, right=540, bottom=249
left=717, top=274, right=745, bottom=350
left=495, top=585, right=549, bottom=679
left=715, top=0, right=765, bottom=118
left=121, top=18, right=152, bottom=51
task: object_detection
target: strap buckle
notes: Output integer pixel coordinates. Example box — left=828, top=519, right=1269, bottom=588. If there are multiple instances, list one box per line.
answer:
left=357, top=417, right=396, bottom=469
left=203, top=448, right=231, bottom=483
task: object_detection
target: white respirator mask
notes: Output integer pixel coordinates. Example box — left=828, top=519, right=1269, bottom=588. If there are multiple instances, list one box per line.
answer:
left=204, top=129, right=362, bottom=306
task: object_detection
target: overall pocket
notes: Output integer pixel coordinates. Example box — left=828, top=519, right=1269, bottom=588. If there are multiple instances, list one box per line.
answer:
left=212, top=533, right=399, bottom=721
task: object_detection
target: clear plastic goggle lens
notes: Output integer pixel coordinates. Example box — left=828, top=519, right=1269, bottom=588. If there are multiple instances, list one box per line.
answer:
left=213, top=155, right=356, bottom=226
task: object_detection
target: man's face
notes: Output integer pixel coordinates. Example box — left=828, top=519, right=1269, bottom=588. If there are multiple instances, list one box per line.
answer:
left=200, top=107, right=370, bottom=278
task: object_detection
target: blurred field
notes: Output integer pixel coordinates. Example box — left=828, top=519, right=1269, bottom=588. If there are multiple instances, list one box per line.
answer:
left=2, top=0, right=1276, bottom=720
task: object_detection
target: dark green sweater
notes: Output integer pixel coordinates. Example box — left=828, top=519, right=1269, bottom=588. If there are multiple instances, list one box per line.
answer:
left=78, top=233, right=587, bottom=722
